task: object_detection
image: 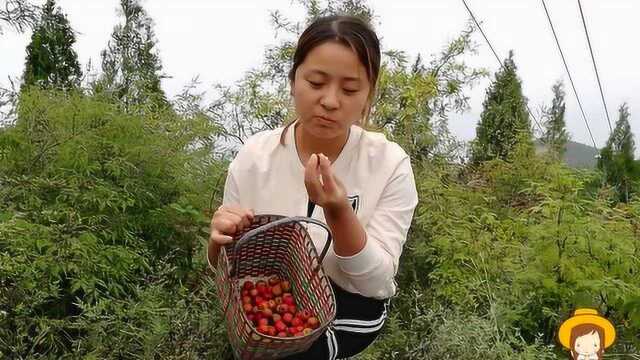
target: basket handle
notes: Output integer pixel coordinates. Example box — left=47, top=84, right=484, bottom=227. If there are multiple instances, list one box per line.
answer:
left=230, top=216, right=333, bottom=278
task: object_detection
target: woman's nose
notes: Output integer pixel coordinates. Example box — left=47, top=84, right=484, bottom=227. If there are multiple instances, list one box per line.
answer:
left=320, top=88, right=339, bottom=110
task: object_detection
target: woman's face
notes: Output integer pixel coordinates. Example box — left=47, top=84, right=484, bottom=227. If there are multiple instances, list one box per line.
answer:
left=291, top=41, right=371, bottom=139
left=574, top=331, right=600, bottom=355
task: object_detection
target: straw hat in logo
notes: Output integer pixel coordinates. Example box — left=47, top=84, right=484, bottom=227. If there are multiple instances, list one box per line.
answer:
left=558, top=308, right=616, bottom=350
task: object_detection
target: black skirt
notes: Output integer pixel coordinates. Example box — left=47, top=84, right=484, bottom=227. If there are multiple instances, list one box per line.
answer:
left=281, top=278, right=389, bottom=360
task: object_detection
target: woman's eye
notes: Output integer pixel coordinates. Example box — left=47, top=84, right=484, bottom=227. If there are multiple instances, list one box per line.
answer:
left=307, top=80, right=323, bottom=88
left=343, top=89, right=358, bottom=94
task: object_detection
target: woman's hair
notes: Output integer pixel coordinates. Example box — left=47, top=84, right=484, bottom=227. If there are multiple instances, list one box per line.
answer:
left=570, top=323, right=605, bottom=359
left=279, top=15, right=382, bottom=146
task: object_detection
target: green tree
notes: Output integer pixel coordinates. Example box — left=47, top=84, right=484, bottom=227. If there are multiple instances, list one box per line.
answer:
left=22, top=0, right=82, bottom=90
left=471, top=50, right=533, bottom=163
left=95, top=0, right=168, bottom=111
left=598, top=103, right=638, bottom=202
left=0, top=87, right=223, bottom=357
left=541, top=80, right=569, bottom=160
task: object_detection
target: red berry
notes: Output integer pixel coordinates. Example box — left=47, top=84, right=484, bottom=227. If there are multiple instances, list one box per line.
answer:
left=272, top=313, right=281, bottom=323
left=250, top=288, right=258, bottom=297
left=276, top=304, right=288, bottom=314
left=283, top=296, right=295, bottom=306
left=256, top=281, right=267, bottom=294
left=262, top=308, right=273, bottom=318
left=283, top=312, right=293, bottom=324
left=268, top=275, right=280, bottom=286
left=287, top=327, right=297, bottom=335
left=275, top=320, right=287, bottom=332
left=274, top=296, right=283, bottom=305
left=307, top=317, right=319, bottom=329
left=242, top=296, right=252, bottom=304
left=291, top=317, right=303, bottom=327
left=258, top=324, right=269, bottom=334
left=299, top=309, right=311, bottom=321
left=268, top=326, right=277, bottom=336
left=281, top=280, right=291, bottom=292
left=268, top=300, right=277, bottom=310
left=288, top=305, right=297, bottom=315
left=271, top=284, right=282, bottom=296
left=242, top=289, right=249, bottom=297
left=243, top=303, right=253, bottom=313
left=294, top=332, right=303, bottom=337
left=258, top=318, right=269, bottom=327
left=296, top=325, right=304, bottom=333
left=243, top=280, right=254, bottom=291
left=277, top=331, right=287, bottom=338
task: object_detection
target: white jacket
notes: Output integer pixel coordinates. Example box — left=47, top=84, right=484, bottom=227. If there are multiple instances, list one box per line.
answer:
left=220, top=119, right=419, bottom=299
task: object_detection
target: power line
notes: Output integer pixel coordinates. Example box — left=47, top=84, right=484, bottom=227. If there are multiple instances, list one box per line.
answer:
left=461, top=0, right=503, bottom=70
left=577, top=0, right=613, bottom=133
left=540, top=0, right=598, bottom=150
left=460, top=0, right=544, bottom=134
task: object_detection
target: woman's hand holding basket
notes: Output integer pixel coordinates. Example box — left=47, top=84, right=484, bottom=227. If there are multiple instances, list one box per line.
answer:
left=208, top=205, right=255, bottom=266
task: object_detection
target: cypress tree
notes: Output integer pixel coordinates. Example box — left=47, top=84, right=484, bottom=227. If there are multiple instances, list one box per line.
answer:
left=471, top=50, right=533, bottom=163
left=598, top=103, right=638, bottom=202
left=95, top=0, right=167, bottom=111
left=22, top=0, right=81, bottom=90
left=541, top=80, right=569, bottom=160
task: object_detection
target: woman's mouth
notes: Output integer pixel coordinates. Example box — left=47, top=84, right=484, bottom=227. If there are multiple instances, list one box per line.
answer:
left=316, top=116, right=336, bottom=124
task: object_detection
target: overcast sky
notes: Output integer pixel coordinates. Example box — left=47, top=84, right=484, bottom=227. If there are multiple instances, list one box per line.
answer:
left=1, top=0, right=638, bottom=155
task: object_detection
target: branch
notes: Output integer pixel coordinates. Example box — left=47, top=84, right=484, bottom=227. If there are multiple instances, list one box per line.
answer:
left=0, top=0, right=39, bottom=34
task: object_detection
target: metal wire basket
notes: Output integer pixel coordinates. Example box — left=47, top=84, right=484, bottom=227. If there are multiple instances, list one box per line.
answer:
left=212, top=214, right=336, bottom=360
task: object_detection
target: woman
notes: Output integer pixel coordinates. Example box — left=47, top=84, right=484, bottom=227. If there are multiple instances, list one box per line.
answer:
left=558, top=308, right=616, bottom=360
left=209, top=14, right=419, bottom=359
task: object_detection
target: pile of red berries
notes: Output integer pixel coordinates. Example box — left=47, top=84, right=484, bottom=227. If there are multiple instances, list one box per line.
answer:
left=241, top=275, right=319, bottom=337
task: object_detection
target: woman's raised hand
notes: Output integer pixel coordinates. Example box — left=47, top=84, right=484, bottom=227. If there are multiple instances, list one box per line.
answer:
left=304, top=153, right=350, bottom=214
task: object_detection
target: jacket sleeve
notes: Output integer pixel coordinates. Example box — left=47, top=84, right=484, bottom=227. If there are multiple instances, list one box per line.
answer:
left=333, top=156, right=419, bottom=299
left=222, top=161, right=242, bottom=206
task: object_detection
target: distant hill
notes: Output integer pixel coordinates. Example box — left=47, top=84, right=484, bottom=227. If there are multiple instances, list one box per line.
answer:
left=535, top=140, right=599, bottom=169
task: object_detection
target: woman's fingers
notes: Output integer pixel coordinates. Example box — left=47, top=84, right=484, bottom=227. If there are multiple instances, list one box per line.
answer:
left=224, top=207, right=252, bottom=231
left=317, top=153, right=335, bottom=191
left=215, top=216, right=239, bottom=234
left=304, top=154, right=323, bottom=202
left=209, top=205, right=256, bottom=250
left=216, top=205, right=254, bottom=233
left=210, top=229, right=234, bottom=245
left=315, top=153, right=349, bottom=211
left=231, top=205, right=255, bottom=223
